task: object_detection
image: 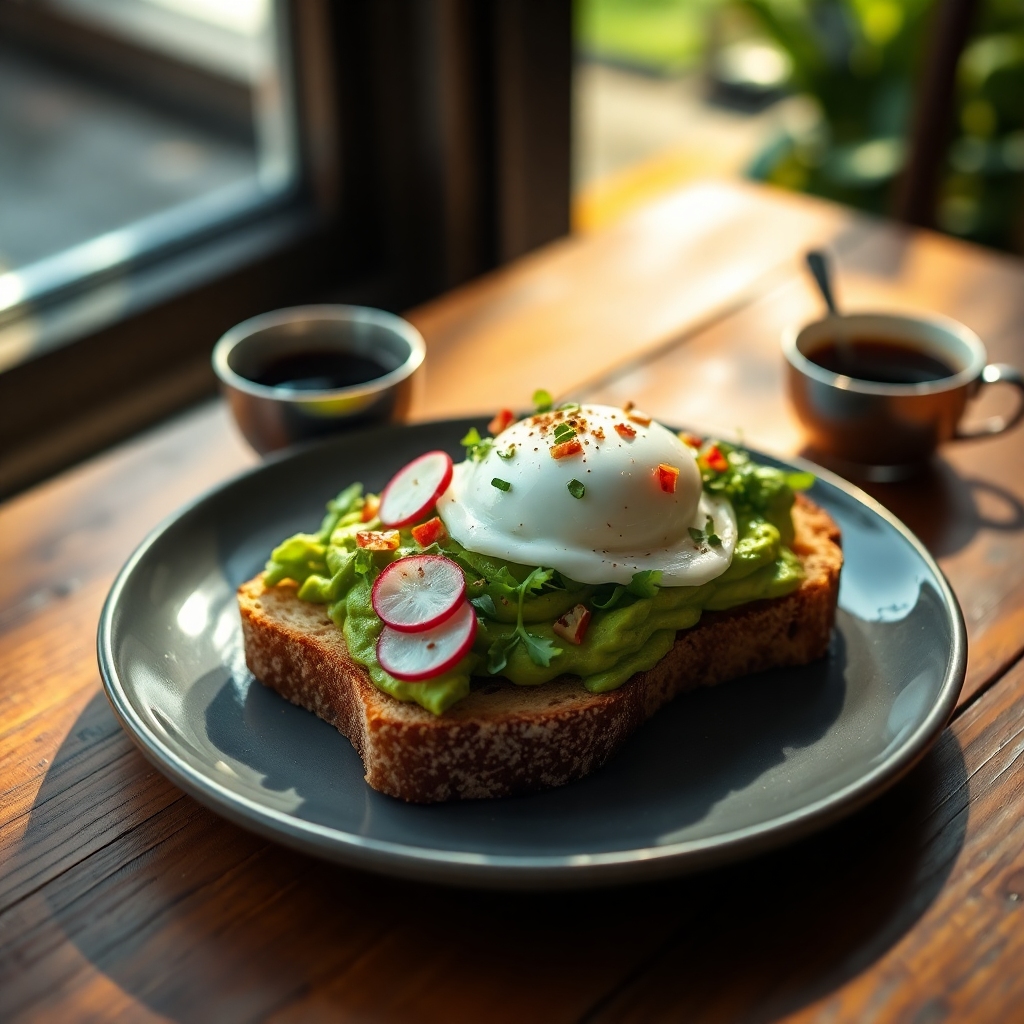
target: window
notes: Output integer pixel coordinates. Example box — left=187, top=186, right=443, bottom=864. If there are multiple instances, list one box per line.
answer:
left=0, top=0, right=300, bottom=366
left=0, top=0, right=574, bottom=499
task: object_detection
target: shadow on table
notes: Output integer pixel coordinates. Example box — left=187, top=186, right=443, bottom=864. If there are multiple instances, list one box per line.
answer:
left=801, top=449, right=1024, bottom=557
left=10, top=685, right=968, bottom=1024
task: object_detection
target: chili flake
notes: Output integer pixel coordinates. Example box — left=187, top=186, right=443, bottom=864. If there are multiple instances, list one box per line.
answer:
left=701, top=445, right=729, bottom=473
left=488, top=408, right=516, bottom=435
left=411, top=517, right=447, bottom=547
left=656, top=464, right=680, bottom=493
left=360, top=494, right=380, bottom=522
left=356, top=529, right=400, bottom=551
left=550, top=438, right=583, bottom=459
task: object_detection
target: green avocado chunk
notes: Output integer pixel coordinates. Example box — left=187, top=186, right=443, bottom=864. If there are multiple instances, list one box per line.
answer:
left=261, top=446, right=809, bottom=715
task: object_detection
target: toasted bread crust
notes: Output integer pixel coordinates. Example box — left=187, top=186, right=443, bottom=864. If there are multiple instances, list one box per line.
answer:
left=239, top=495, right=842, bottom=802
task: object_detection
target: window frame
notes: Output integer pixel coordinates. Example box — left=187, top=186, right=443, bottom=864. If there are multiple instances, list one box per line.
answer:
left=0, top=0, right=573, bottom=499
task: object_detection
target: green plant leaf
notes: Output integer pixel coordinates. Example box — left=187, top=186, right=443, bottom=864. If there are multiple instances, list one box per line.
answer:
left=470, top=594, right=497, bottom=618
left=487, top=635, right=517, bottom=674
left=786, top=471, right=816, bottom=491
left=592, top=584, right=626, bottom=610
left=520, top=630, right=561, bottom=667
left=627, top=570, right=662, bottom=598
left=532, top=388, right=553, bottom=412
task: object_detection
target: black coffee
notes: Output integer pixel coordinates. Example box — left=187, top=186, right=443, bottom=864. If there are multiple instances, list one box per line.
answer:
left=251, top=351, right=389, bottom=391
left=808, top=337, right=956, bottom=385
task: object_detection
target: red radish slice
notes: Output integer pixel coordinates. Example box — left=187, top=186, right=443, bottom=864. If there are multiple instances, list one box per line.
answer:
left=376, top=600, right=477, bottom=682
left=378, top=451, right=454, bottom=528
left=371, top=555, right=466, bottom=633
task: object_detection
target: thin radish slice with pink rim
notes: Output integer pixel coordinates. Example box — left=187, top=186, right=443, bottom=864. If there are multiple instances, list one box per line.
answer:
left=371, top=555, right=466, bottom=633
left=378, top=451, right=453, bottom=528
left=376, top=601, right=477, bottom=682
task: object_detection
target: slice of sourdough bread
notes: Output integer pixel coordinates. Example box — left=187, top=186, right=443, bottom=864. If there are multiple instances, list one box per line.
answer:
left=238, top=494, right=842, bottom=803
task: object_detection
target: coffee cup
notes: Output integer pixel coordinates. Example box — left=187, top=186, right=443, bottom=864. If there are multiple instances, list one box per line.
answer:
left=213, top=305, right=425, bottom=454
left=783, top=312, right=1024, bottom=480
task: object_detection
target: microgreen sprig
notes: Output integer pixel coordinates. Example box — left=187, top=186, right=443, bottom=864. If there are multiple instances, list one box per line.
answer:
left=485, top=567, right=562, bottom=672
left=689, top=516, right=722, bottom=550
left=552, top=422, right=577, bottom=444
left=461, top=427, right=494, bottom=462
left=532, top=388, right=553, bottom=413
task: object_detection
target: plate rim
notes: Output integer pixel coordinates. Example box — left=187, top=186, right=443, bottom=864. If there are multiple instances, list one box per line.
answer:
left=96, top=417, right=967, bottom=889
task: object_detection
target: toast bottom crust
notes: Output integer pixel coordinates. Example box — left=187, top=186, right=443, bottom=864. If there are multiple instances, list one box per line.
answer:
left=238, top=495, right=842, bottom=802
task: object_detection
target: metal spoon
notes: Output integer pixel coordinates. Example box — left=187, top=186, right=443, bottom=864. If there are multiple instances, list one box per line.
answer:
left=805, top=249, right=839, bottom=316
left=805, top=249, right=851, bottom=373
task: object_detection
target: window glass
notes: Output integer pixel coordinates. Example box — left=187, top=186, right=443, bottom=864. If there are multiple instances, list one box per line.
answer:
left=0, top=0, right=297, bottom=322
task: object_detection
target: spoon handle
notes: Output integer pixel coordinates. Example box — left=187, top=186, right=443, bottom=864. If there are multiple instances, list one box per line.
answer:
left=806, top=250, right=839, bottom=317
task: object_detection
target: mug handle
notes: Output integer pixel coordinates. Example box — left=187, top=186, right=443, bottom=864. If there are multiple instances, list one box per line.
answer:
left=955, top=364, right=1024, bottom=440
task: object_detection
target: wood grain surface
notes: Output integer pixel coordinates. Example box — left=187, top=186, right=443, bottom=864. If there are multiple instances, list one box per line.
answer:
left=2, top=181, right=1024, bottom=1022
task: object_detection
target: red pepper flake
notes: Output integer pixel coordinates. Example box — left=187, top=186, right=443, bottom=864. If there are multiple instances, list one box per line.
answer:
left=553, top=604, right=592, bottom=645
left=410, top=516, right=447, bottom=547
left=614, top=422, right=636, bottom=440
left=360, top=494, right=381, bottom=522
left=356, top=529, right=400, bottom=551
left=656, top=464, right=680, bottom=493
left=627, top=409, right=652, bottom=427
left=488, top=408, right=516, bottom=435
left=678, top=432, right=703, bottom=449
left=550, top=438, right=583, bottom=459
left=701, top=445, right=729, bottom=473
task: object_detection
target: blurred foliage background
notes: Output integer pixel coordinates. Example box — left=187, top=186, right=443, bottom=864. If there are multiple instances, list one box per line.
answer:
left=576, top=0, right=1024, bottom=252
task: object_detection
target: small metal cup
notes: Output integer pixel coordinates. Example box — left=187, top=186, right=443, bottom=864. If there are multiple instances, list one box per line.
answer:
left=783, top=312, right=1024, bottom=480
left=213, top=305, right=425, bottom=454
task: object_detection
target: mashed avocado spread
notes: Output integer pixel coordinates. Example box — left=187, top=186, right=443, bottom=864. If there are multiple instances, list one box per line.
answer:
left=262, top=443, right=810, bottom=715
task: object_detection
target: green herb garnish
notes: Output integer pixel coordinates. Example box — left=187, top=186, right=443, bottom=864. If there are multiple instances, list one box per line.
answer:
left=592, top=585, right=626, bottom=609
left=553, top=422, right=577, bottom=444
left=706, top=515, right=722, bottom=547
left=491, top=477, right=511, bottom=492
left=486, top=567, right=562, bottom=672
left=786, top=471, right=815, bottom=491
left=496, top=444, right=516, bottom=460
left=689, top=516, right=722, bottom=549
left=626, top=570, right=662, bottom=598
left=470, top=594, right=497, bottom=617
left=532, top=388, right=553, bottom=413
left=461, top=427, right=494, bottom=462
left=567, top=479, right=585, bottom=499
left=591, top=570, right=662, bottom=610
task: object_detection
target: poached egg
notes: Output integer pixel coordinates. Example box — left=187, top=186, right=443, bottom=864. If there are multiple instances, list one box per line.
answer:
left=436, top=404, right=736, bottom=585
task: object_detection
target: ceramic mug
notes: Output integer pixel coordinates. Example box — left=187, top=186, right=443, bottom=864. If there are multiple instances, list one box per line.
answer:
left=783, top=312, right=1024, bottom=480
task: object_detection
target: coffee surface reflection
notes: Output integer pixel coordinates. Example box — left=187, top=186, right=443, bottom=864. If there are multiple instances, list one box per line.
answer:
left=808, top=338, right=956, bottom=386
left=250, top=351, right=390, bottom=392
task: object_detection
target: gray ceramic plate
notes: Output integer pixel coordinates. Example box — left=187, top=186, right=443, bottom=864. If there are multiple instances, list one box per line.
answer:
left=98, top=418, right=966, bottom=889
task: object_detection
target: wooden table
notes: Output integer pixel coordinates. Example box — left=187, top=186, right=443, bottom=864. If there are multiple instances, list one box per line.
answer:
left=3, top=180, right=1024, bottom=1022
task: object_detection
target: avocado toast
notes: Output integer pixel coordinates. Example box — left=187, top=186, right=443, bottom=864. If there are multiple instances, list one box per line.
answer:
left=238, top=404, right=843, bottom=802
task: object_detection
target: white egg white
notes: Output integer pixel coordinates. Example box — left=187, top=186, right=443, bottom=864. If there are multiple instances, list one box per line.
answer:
left=436, top=404, right=736, bottom=586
